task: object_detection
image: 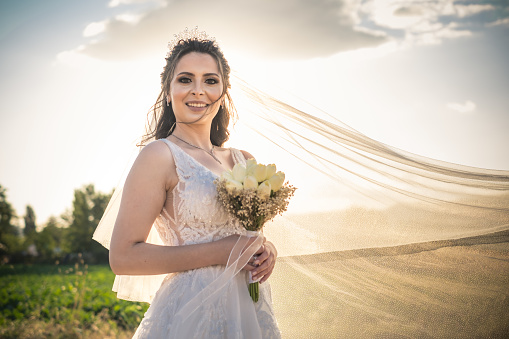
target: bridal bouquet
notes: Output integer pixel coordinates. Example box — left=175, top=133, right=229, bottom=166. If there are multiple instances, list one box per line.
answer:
left=215, top=158, right=296, bottom=302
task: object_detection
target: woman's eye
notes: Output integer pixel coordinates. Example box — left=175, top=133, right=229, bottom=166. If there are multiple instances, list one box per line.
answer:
left=178, top=77, right=191, bottom=83
left=205, top=78, right=219, bottom=85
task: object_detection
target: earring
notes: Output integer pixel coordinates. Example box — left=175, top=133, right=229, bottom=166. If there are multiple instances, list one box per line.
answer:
left=166, top=97, right=170, bottom=107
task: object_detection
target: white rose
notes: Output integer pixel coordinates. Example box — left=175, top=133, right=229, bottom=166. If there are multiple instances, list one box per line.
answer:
left=252, top=164, right=267, bottom=183
left=268, top=171, right=285, bottom=192
left=225, top=179, right=243, bottom=193
left=257, top=180, right=271, bottom=199
left=265, top=164, right=276, bottom=180
left=232, top=163, right=247, bottom=183
left=243, top=175, right=258, bottom=189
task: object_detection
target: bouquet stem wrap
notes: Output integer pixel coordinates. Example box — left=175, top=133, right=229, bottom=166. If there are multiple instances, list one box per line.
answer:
left=246, top=230, right=261, bottom=302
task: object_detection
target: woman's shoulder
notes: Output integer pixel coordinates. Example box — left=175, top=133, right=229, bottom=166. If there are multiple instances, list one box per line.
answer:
left=132, top=139, right=177, bottom=174
left=239, top=149, right=255, bottom=161
left=130, top=139, right=177, bottom=189
left=139, top=139, right=174, bottom=160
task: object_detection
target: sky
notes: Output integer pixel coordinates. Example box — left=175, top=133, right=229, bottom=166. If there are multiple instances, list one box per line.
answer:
left=1, top=0, right=508, bottom=225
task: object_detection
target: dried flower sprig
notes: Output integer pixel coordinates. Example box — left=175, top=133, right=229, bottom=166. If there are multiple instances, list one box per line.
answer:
left=215, top=179, right=296, bottom=231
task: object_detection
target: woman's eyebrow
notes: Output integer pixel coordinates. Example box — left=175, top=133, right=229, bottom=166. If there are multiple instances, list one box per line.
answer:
left=176, top=71, right=219, bottom=77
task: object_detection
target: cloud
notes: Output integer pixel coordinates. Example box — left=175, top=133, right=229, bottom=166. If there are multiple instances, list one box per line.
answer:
left=446, top=100, right=476, bottom=114
left=83, top=21, right=108, bottom=38
left=393, top=6, right=423, bottom=17
left=73, top=0, right=387, bottom=61
left=363, top=0, right=507, bottom=47
left=487, top=17, right=509, bottom=27
left=407, top=22, right=472, bottom=45
left=67, top=0, right=509, bottom=62
left=115, top=12, right=145, bottom=25
left=454, top=4, right=495, bottom=18
left=108, top=0, right=161, bottom=8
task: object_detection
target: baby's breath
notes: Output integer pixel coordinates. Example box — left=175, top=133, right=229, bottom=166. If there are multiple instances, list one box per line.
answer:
left=215, top=179, right=296, bottom=231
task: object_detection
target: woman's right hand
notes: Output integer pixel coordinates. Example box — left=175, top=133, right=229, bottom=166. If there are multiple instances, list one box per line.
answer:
left=219, top=234, right=265, bottom=267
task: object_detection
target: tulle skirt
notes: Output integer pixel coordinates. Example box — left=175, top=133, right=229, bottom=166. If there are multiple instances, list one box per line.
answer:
left=132, top=266, right=281, bottom=339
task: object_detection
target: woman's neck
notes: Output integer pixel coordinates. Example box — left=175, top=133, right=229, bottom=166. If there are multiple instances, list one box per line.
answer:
left=171, top=124, right=212, bottom=149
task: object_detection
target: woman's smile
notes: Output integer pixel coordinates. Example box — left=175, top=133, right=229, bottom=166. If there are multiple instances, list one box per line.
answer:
left=186, top=100, right=210, bottom=111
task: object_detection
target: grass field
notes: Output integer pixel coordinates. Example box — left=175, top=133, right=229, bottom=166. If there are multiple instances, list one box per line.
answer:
left=0, top=262, right=148, bottom=339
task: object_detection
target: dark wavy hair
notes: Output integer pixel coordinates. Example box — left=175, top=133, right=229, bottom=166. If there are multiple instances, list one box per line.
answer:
left=140, top=38, right=236, bottom=146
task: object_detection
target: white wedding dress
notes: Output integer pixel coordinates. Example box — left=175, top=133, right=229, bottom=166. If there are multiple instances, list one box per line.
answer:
left=132, top=139, right=281, bottom=339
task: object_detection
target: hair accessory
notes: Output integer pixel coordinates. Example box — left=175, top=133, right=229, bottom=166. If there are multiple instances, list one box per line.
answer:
left=166, top=26, right=216, bottom=58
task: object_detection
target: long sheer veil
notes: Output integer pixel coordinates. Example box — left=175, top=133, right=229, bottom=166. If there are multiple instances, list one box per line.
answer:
left=230, top=77, right=509, bottom=337
left=93, top=73, right=509, bottom=337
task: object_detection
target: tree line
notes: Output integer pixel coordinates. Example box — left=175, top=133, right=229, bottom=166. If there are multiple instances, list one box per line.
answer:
left=0, top=183, right=112, bottom=265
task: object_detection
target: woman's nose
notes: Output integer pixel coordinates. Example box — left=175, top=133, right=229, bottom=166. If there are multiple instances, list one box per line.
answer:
left=191, top=82, right=204, bottom=95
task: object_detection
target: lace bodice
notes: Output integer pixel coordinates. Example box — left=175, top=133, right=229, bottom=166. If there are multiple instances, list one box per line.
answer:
left=154, top=139, right=247, bottom=246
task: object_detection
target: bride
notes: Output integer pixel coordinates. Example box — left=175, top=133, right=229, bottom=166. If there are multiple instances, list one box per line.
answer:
left=105, top=30, right=281, bottom=338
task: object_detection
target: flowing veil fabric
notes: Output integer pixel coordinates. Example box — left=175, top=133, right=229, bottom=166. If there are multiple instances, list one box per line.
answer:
left=93, top=75, right=509, bottom=337
left=231, top=77, right=509, bottom=250
left=230, top=78, right=509, bottom=337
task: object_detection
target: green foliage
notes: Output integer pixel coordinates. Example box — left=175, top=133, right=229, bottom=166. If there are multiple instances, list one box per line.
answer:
left=21, top=205, right=39, bottom=263
left=0, top=185, right=16, bottom=235
left=34, top=217, right=66, bottom=263
left=0, top=183, right=113, bottom=264
left=66, top=185, right=112, bottom=263
left=0, top=264, right=149, bottom=338
left=23, top=205, right=36, bottom=237
left=0, top=185, right=21, bottom=263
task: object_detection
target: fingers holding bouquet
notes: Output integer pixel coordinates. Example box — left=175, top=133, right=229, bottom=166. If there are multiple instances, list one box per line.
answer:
left=248, top=241, right=277, bottom=284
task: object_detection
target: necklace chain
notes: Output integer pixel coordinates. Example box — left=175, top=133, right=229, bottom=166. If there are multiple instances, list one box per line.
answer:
left=172, top=134, right=222, bottom=164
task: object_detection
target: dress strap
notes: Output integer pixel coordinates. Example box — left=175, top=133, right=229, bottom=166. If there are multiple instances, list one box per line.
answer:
left=230, top=148, right=247, bottom=166
left=159, top=138, right=188, bottom=181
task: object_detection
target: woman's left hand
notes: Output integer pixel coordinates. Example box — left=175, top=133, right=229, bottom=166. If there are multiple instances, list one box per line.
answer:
left=248, top=240, right=278, bottom=284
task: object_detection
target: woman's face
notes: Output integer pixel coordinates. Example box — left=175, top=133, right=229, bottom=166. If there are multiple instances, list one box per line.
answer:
left=168, top=52, right=223, bottom=125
